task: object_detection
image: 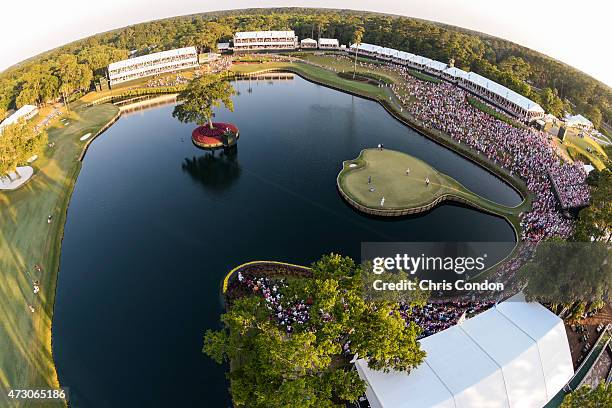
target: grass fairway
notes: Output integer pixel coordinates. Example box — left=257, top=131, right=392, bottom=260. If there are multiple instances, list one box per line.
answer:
left=0, top=103, right=119, bottom=408
left=338, top=149, right=519, bottom=218
left=563, top=134, right=608, bottom=170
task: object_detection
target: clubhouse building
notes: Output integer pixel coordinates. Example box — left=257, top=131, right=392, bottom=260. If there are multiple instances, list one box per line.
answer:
left=107, top=47, right=199, bottom=87
left=350, top=42, right=545, bottom=122
left=233, top=31, right=298, bottom=52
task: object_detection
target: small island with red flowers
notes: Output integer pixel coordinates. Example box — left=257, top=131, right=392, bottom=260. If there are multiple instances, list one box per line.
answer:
left=172, top=74, right=239, bottom=150
left=191, top=122, right=239, bottom=150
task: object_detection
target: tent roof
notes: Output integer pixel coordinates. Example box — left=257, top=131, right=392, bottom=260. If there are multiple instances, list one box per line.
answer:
left=350, top=43, right=383, bottom=54
left=443, top=67, right=470, bottom=80
left=425, top=60, right=447, bottom=71
left=108, top=47, right=197, bottom=71
left=0, top=105, right=38, bottom=129
left=319, top=38, right=339, bottom=45
left=356, top=359, right=454, bottom=408
left=234, top=30, right=295, bottom=39
left=356, top=294, right=573, bottom=408
left=463, top=72, right=544, bottom=112
left=300, top=38, right=317, bottom=43
left=565, top=114, right=593, bottom=127
left=345, top=42, right=543, bottom=114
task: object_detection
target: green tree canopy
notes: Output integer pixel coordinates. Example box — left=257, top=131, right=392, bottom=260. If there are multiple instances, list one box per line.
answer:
left=0, top=120, right=47, bottom=179
left=203, top=254, right=427, bottom=407
left=173, top=74, right=235, bottom=129
left=516, top=238, right=611, bottom=319
left=561, top=382, right=612, bottom=408
left=573, top=168, right=611, bottom=243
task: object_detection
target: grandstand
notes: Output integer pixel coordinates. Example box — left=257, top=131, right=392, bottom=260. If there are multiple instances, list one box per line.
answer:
left=349, top=42, right=544, bottom=122
left=233, top=31, right=298, bottom=52
left=107, top=47, right=199, bottom=87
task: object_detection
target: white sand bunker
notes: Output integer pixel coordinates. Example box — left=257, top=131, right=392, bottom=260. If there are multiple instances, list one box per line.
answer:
left=0, top=166, right=34, bottom=190
left=27, top=155, right=38, bottom=163
left=349, top=163, right=358, bottom=168
left=80, top=133, right=92, bottom=141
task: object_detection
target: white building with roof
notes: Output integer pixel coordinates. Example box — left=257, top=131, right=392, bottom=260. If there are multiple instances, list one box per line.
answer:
left=347, top=41, right=545, bottom=122
left=355, top=293, right=573, bottom=408
left=441, top=66, right=470, bottom=83
left=300, top=38, right=318, bottom=49
left=0, top=105, right=38, bottom=132
left=233, top=31, right=298, bottom=52
left=458, top=71, right=545, bottom=121
left=107, top=47, right=199, bottom=87
left=349, top=43, right=384, bottom=57
left=318, top=38, right=340, bottom=49
left=564, top=114, right=594, bottom=130
left=217, top=42, right=231, bottom=53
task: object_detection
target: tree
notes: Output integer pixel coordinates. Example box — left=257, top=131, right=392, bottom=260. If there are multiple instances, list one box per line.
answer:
left=351, top=27, right=364, bottom=78
left=0, top=120, right=47, bottom=180
left=54, top=54, right=93, bottom=108
left=585, top=105, right=603, bottom=130
left=561, top=382, right=611, bottom=407
left=499, top=56, right=531, bottom=82
left=540, top=87, right=564, bottom=118
left=173, top=74, right=235, bottom=129
left=573, top=169, right=611, bottom=243
left=516, top=238, right=611, bottom=319
left=203, top=254, right=426, bottom=407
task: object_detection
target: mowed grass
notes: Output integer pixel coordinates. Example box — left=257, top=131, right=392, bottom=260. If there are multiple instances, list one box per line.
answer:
left=0, top=103, right=119, bottom=408
left=230, top=60, right=389, bottom=99
left=339, top=149, right=519, bottom=217
left=563, top=134, right=608, bottom=170
left=339, top=149, right=471, bottom=209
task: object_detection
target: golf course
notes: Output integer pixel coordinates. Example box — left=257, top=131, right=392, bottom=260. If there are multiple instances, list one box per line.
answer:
left=338, top=148, right=521, bottom=219
left=0, top=103, right=119, bottom=408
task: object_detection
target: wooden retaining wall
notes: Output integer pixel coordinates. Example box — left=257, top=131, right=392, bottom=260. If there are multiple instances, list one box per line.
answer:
left=336, top=179, right=490, bottom=217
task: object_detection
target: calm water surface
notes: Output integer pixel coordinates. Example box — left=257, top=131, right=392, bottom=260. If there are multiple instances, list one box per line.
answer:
left=53, top=76, right=520, bottom=407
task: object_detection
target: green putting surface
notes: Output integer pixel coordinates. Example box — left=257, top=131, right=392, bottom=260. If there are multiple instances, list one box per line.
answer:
left=338, top=149, right=516, bottom=216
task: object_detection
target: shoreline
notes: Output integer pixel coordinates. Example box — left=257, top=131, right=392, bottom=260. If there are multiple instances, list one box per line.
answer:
left=12, top=59, right=531, bottom=406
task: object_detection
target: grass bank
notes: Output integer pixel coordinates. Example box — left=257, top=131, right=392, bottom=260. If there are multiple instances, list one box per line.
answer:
left=0, top=103, right=119, bottom=408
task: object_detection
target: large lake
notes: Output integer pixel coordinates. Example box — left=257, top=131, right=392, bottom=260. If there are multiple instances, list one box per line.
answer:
left=53, top=75, right=520, bottom=407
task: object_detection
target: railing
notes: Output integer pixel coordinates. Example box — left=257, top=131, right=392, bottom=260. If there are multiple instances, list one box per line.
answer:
left=564, top=324, right=612, bottom=392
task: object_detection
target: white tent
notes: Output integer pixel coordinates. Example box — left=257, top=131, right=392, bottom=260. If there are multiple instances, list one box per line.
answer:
left=355, top=293, right=573, bottom=408
left=564, top=114, right=593, bottom=129
left=0, top=105, right=38, bottom=130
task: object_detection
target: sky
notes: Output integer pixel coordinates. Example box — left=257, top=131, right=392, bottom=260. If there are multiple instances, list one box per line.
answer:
left=2, top=0, right=611, bottom=86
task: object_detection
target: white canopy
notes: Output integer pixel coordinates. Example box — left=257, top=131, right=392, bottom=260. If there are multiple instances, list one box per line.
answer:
left=350, top=43, right=383, bottom=54
left=319, top=38, right=339, bottom=46
left=0, top=105, right=38, bottom=130
left=234, top=30, right=295, bottom=39
left=565, top=114, right=593, bottom=128
left=108, top=47, right=197, bottom=71
left=462, top=72, right=544, bottom=113
left=443, top=67, right=469, bottom=80
left=355, top=293, right=573, bottom=408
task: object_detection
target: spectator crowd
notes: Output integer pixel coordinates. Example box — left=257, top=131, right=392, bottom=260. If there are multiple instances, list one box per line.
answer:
left=379, top=62, right=589, bottom=242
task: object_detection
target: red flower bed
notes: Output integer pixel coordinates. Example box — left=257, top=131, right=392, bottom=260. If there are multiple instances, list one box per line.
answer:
left=191, top=122, right=239, bottom=147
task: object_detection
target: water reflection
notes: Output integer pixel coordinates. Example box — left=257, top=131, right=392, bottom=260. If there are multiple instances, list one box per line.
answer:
left=181, top=146, right=241, bottom=191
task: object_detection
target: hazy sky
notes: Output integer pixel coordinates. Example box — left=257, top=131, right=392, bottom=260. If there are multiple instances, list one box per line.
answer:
left=2, top=0, right=611, bottom=85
